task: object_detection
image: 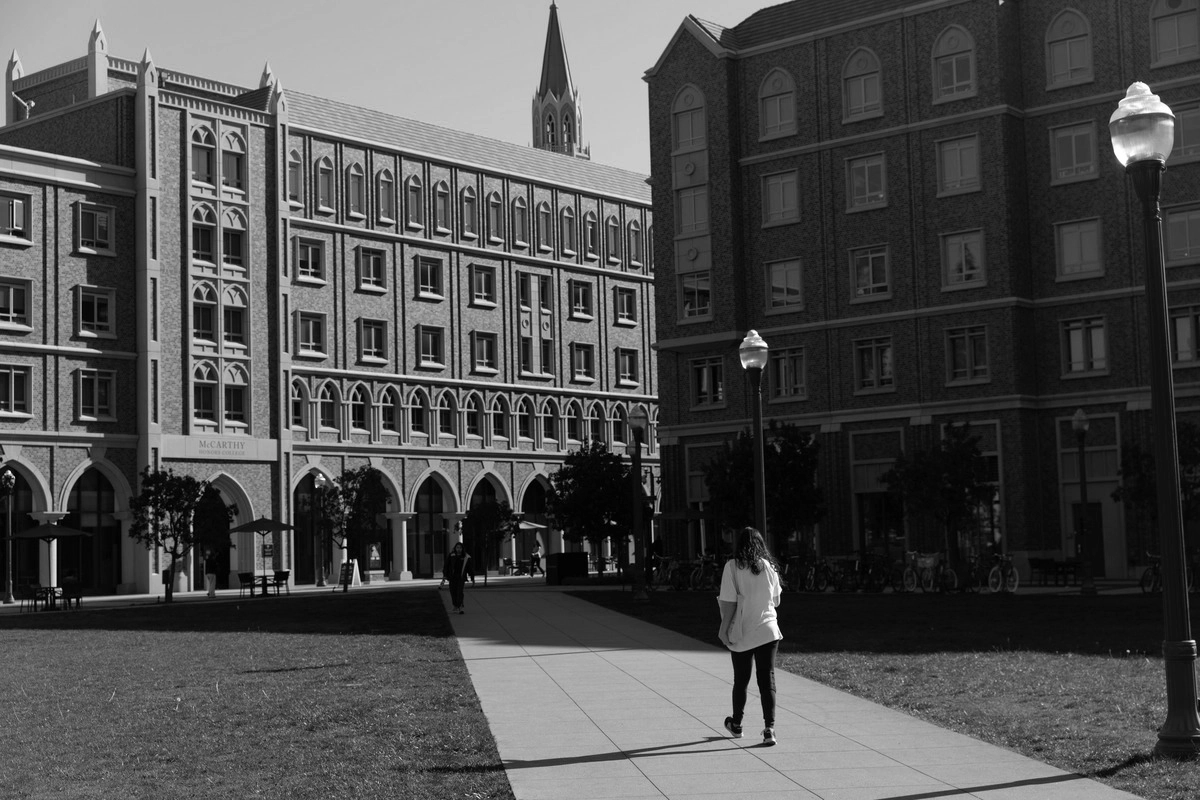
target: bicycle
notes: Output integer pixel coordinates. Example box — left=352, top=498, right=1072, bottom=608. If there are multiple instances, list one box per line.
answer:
left=963, top=554, right=990, bottom=593
left=919, top=553, right=958, bottom=593
left=805, top=558, right=835, bottom=592
left=987, top=553, right=1020, bottom=593
left=1141, top=553, right=1162, bottom=594
left=784, top=555, right=808, bottom=593
left=892, top=551, right=920, bottom=593
left=689, top=553, right=719, bottom=591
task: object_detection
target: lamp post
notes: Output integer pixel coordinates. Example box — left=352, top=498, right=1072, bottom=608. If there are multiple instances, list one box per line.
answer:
left=628, top=405, right=649, bottom=601
left=739, top=331, right=769, bottom=545
left=1072, top=409, right=1097, bottom=596
left=1111, top=81, right=1200, bottom=757
left=313, top=473, right=327, bottom=587
left=1, top=468, right=13, bottom=604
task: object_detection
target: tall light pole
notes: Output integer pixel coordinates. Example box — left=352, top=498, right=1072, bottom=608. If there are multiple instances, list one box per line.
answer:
left=313, top=473, right=327, bottom=587
left=739, top=331, right=769, bottom=546
left=1072, top=409, right=1097, bottom=596
left=629, top=405, right=649, bottom=601
left=1111, top=81, right=1200, bottom=757
left=1, top=468, right=14, bottom=604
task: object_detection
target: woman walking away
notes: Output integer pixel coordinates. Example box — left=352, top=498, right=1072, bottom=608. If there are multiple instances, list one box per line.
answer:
left=443, top=542, right=474, bottom=614
left=717, top=527, right=783, bottom=746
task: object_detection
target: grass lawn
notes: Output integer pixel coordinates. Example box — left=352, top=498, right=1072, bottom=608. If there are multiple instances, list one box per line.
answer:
left=574, top=587, right=1200, bottom=800
left=0, top=591, right=514, bottom=800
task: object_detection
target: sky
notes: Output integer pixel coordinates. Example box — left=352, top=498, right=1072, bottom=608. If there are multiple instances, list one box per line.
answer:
left=0, top=0, right=774, bottom=175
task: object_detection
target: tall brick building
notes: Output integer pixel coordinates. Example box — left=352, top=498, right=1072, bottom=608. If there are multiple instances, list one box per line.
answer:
left=646, top=0, right=1200, bottom=578
left=0, top=11, right=655, bottom=595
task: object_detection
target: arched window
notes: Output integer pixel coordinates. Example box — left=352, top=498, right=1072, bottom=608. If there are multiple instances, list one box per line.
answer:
left=191, top=205, right=216, bottom=264
left=433, top=181, right=450, bottom=231
left=512, top=196, right=529, bottom=246
left=223, top=364, right=248, bottom=427
left=562, top=109, right=574, bottom=148
left=290, top=380, right=307, bottom=429
left=437, top=393, right=456, bottom=436
left=193, top=361, right=218, bottom=422
left=315, top=157, right=334, bottom=210
left=586, top=403, right=605, bottom=444
left=536, top=202, right=553, bottom=251
left=566, top=401, right=584, bottom=442
left=583, top=211, right=598, bottom=257
left=759, top=69, right=796, bottom=137
left=377, top=169, right=395, bottom=221
left=221, top=130, right=245, bottom=191
left=605, top=215, right=621, bottom=262
left=932, top=26, right=976, bottom=101
left=1152, top=0, right=1200, bottom=65
left=627, top=221, right=643, bottom=266
left=221, top=208, right=246, bottom=268
left=380, top=387, right=401, bottom=433
left=1046, top=10, right=1093, bottom=87
left=545, top=113, right=557, bottom=147
left=222, top=285, right=248, bottom=348
left=405, top=175, right=424, bottom=227
left=491, top=397, right=510, bottom=440
left=672, top=86, right=705, bottom=151
left=541, top=400, right=558, bottom=442
left=612, top=407, right=627, bottom=444
left=318, top=383, right=338, bottom=431
left=350, top=385, right=369, bottom=432
left=410, top=390, right=429, bottom=435
left=461, top=185, right=478, bottom=237
left=347, top=163, right=365, bottom=216
left=486, top=192, right=503, bottom=242
left=560, top=206, right=577, bottom=253
left=843, top=48, right=882, bottom=120
left=465, top=394, right=483, bottom=437
left=191, top=127, right=215, bottom=184
left=518, top=398, right=535, bottom=439
left=192, top=283, right=217, bottom=342
left=287, top=149, right=302, bottom=203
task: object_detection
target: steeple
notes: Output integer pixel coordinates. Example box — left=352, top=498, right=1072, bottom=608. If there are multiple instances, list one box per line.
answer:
left=532, top=2, right=589, bottom=160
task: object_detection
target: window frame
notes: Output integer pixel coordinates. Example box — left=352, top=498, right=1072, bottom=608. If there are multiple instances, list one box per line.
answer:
left=416, top=256, right=444, bottom=300
left=0, top=278, right=31, bottom=331
left=295, top=237, right=326, bottom=284
left=1171, top=304, right=1200, bottom=366
left=346, top=163, right=366, bottom=219
left=766, top=258, right=803, bottom=312
left=759, top=68, right=797, bottom=140
left=1152, top=0, right=1200, bottom=67
left=941, top=229, right=986, bottom=290
left=0, top=192, right=31, bottom=245
left=946, top=325, right=990, bottom=385
left=616, top=347, right=639, bottom=386
left=315, top=157, right=334, bottom=214
left=570, top=342, right=596, bottom=382
left=357, top=246, right=387, bottom=292
left=470, top=264, right=497, bottom=307
left=1050, top=122, right=1098, bottom=184
left=376, top=170, right=395, bottom=223
left=690, top=356, right=725, bottom=409
left=676, top=186, right=709, bottom=235
left=1056, top=218, right=1103, bottom=280
left=843, top=48, right=882, bottom=122
left=614, top=286, right=638, bottom=325
left=931, top=25, right=977, bottom=103
left=569, top=279, right=594, bottom=319
left=296, top=311, right=327, bottom=358
left=460, top=185, right=478, bottom=239
left=850, top=245, right=891, bottom=301
left=0, top=363, right=30, bottom=416
left=1166, top=204, right=1200, bottom=266
left=76, top=203, right=116, bottom=256
left=762, top=170, right=799, bottom=226
left=679, top=271, right=712, bottom=322
left=78, top=368, right=116, bottom=421
left=472, top=331, right=499, bottom=374
left=847, top=153, right=886, bottom=211
left=78, top=285, right=116, bottom=339
left=1046, top=9, right=1094, bottom=89
left=287, top=150, right=303, bottom=207
left=854, top=336, right=895, bottom=393
left=405, top=175, right=425, bottom=229
left=1061, top=316, right=1108, bottom=376
left=418, top=324, right=445, bottom=369
left=358, top=318, right=388, bottom=364
left=936, top=135, right=981, bottom=197
left=769, top=347, right=806, bottom=401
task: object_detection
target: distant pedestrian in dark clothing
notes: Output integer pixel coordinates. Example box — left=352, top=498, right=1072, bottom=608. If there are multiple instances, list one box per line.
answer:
left=443, top=542, right=474, bottom=614
left=530, top=542, right=545, bottom=576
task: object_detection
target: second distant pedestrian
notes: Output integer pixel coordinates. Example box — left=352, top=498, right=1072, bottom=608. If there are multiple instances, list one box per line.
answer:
left=444, top=542, right=474, bottom=614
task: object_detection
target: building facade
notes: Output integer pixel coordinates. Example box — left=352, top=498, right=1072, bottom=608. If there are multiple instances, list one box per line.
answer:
left=0, top=14, right=656, bottom=595
left=646, top=0, right=1200, bottom=578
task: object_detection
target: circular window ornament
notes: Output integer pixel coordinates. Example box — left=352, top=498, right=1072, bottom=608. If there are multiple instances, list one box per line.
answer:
left=684, top=162, right=696, bottom=175
left=686, top=247, right=699, bottom=261
left=682, top=93, right=695, bottom=108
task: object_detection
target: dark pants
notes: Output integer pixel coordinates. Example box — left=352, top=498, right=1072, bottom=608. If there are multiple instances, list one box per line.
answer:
left=530, top=555, right=543, bottom=575
left=730, top=640, right=778, bottom=728
left=449, top=578, right=467, bottom=609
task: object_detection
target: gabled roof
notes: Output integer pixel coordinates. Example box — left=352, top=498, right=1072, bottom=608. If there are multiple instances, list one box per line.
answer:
left=730, top=0, right=918, bottom=51
left=537, top=2, right=574, bottom=100
left=287, top=91, right=648, bottom=202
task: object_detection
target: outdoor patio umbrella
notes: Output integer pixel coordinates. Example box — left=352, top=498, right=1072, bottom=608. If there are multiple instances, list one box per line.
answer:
left=8, top=523, right=93, bottom=588
left=229, top=517, right=294, bottom=587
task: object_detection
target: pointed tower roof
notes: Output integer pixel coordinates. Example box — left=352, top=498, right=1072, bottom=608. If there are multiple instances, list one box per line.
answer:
left=537, top=2, right=574, bottom=100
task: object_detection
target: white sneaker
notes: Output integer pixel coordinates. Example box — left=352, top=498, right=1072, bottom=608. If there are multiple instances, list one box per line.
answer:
left=762, top=727, right=776, bottom=746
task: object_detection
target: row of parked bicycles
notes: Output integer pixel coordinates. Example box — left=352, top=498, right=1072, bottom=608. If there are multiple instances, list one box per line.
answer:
left=649, top=550, right=1020, bottom=594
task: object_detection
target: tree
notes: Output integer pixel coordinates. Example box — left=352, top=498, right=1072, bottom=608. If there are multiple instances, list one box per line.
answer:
left=879, top=423, right=997, bottom=565
left=702, top=421, right=826, bottom=556
left=128, top=467, right=234, bottom=603
left=315, top=466, right=389, bottom=589
left=464, top=498, right=520, bottom=585
left=547, top=440, right=632, bottom=570
left=1112, top=420, right=1200, bottom=556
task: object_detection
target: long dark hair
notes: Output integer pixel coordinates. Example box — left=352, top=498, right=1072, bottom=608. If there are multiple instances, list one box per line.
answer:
left=734, top=527, right=776, bottom=575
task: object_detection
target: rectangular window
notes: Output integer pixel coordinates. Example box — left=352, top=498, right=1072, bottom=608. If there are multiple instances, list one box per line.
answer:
left=762, top=172, right=799, bottom=224
left=287, top=157, right=301, bottom=204
left=317, top=164, right=333, bottom=210
left=0, top=365, right=29, bottom=414
left=1057, top=219, right=1102, bottom=278
left=360, top=319, right=386, bottom=361
left=680, top=272, right=711, bottom=319
left=192, top=222, right=214, bottom=263
left=417, top=257, right=443, bottom=298
left=540, top=339, right=554, bottom=375
left=848, top=154, right=885, bottom=209
left=855, top=337, right=894, bottom=391
left=471, top=265, right=496, bottom=305
left=570, top=280, right=593, bottom=318
left=674, top=108, right=705, bottom=149
left=79, top=369, right=115, bottom=419
left=846, top=73, right=881, bottom=119
left=419, top=326, right=444, bottom=367
left=79, top=287, right=114, bottom=337
left=223, top=306, right=246, bottom=346
left=691, top=357, right=724, bottom=408
left=936, top=52, right=974, bottom=98
left=194, top=383, right=216, bottom=423
left=0, top=194, right=28, bottom=240
left=519, top=336, right=533, bottom=373
left=473, top=332, right=498, bottom=371
left=77, top=204, right=114, bottom=254
left=193, top=302, right=215, bottom=342
left=943, top=230, right=984, bottom=287
left=518, top=273, right=532, bottom=309
left=1062, top=317, right=1107, bottom=374
left=1167, top=206, right=1200, bottom=264
left=617, top=348, right=638, bottom=385
left=298, top=312, right=325, bottom=355
left=1052, top=123, right=1096, bottom=182
left=571, top=343, right=595, bottom=380
left=1155, top=8, right=1200, bottom=63
left=1172, top=306, right=1200, bottom=364
left=767, top=259, right=802, bottom=309
left=937, top=136, right=980, bottom=195
left=358, top=248, right=385, bottom=289
left=851, top=245, right=890, bottom=298
left=222, top=229, right=244, bottom=267
left=297, top=239, right=324, bottom=281
left=615, top=286, right=637, bottom=323
left=677, top=186, right=708, bottom=234
left=192, top=141, right=213, bottom=184
left=1175, top=105, right=1200, bottom=159
left=1049, top=35, right=1091, bottom=86
left=947, top=326, right=989, bottom=382
left=222, top=152, right=244, bottom=191
left=224, top=385, right=246, bottom=424
left=539, top=276, right=553, bottom=313
left=769, top=347, right=806, bottom=400
left=0, top=280, right=29, bottom=327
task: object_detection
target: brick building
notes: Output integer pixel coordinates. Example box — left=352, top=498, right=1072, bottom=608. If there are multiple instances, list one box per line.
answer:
left=646, top=0, right=1200, bottom=578
left=0, top=10, right=656, bottom=596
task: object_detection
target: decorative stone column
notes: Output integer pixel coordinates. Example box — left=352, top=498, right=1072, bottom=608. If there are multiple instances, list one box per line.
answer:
left=388, top=512, right=414, bottom=580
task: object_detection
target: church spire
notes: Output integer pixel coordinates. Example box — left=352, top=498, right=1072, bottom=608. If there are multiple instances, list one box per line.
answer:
left=532, top=2, right=589, bottom=160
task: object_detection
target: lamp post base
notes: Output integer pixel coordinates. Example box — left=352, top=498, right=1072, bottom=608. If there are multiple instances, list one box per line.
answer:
left=2, top=595, right=13, bottom=605
left=1155, top=639, right=1200, bottom=758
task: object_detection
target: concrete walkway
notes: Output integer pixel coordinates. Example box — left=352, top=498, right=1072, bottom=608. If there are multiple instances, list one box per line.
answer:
left=448, top=586, right=1140, bottom=800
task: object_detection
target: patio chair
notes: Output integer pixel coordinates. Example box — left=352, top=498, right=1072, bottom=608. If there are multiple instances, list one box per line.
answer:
left=271, top=570, right=290, bottom=595
left=17, top=584, right=39, bottom=612
left=60, top=580, right=83, bottom=610
left=502, top=558, right=513, bottom=576
left=237, top=572, right=255, bottom=598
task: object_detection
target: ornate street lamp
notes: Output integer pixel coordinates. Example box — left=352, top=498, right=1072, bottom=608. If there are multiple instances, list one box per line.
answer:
left=1, top=468, right=14, bottom=604
left=628, top=404, right=650, bottom=601
left=313, top=473, right=327, bottom=587
left=1071, top=409, right=1097, bottom=596
left=1111, top=81, right=1200, bottom=757
left=739, top=331, right=769, bottom=545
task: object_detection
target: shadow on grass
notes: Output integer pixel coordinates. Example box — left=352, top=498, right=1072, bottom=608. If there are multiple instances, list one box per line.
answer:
left=1090, top=751, right=1160, bottom=778
left=0, top=590, right=453, bottom=637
